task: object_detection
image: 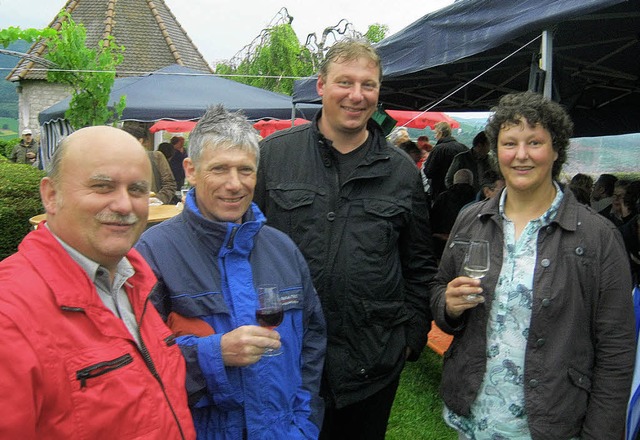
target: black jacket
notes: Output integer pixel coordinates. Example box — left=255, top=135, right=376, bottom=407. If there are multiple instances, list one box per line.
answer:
left=255, top=115, right=437, bottom=408
left=422, top=136, right=468, bottom=199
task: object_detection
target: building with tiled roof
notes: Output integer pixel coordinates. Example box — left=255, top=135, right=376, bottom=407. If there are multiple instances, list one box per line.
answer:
left=7, top=0, right=213, bottom=135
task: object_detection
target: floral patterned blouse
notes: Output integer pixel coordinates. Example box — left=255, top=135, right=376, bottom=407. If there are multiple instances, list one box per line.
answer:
left=445, top=184, right=569, bottom=440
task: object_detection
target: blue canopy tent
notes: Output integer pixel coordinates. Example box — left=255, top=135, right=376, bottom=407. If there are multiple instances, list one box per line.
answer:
left=38, top=64, right=320, bottom=165
left=293, top=0, right=639, bottom=137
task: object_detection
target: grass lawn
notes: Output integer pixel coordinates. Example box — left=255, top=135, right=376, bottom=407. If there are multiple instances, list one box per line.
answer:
left=386, top=349, right=457, bottom=439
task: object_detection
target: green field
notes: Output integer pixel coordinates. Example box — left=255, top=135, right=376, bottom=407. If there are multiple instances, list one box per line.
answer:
left=0, top=117, right=19, bottom=141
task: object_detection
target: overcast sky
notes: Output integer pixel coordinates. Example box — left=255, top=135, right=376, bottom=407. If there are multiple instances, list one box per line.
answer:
left=1, top=0, right=454, bottom=63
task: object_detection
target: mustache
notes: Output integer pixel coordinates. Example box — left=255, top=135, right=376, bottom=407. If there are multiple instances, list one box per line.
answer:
left=95, top=212, right=140, bottom=225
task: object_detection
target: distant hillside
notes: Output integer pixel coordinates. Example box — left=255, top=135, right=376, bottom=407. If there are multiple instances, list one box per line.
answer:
left=0, top=40, right=30, bottom=119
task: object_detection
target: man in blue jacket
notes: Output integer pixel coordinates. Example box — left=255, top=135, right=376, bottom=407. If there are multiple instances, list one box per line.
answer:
left=136, top=105, right=326, bottom=440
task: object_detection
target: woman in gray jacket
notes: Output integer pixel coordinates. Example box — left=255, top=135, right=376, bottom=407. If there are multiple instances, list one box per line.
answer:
left=431, top=91, right=635, bottom=440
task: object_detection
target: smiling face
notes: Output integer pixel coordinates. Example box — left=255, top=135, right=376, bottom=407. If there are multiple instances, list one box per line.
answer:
left=497, top=118, right=558, bottom=196
left=316, top=56, right=380, bottom=141
left=41, top=127, right=151, bottom=271
left=185, top=145, right=256, bottom=224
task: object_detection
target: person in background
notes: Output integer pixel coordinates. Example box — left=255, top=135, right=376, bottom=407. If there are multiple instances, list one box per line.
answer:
left=477, top=169, right=505, bottom=201
left=10, top=128, right=39, bottom=165
left=568, top=173, right=593, bottom=205
left=389, top=126, right=410, bottom=146
left=0, top=126, right=195, bottom=439
left=255, top=38, right=437, bottom=440
left=604, top=179, right=636, bottom=226
left=423, top=121, right=468, bottom=200
left=591, top=173, right=617, bottom=213
left=444, top=131, right=491, bottom=193
left=619, top=197, right=640, bottom=286
left=624, top=189, right=640, bottom=440
left=135, top=106, right=326, bottom=440
left=123, top=125, right=177, bottom=205
left=170, top=135, right=188, bottom=192
left=416, top=135, right=433, bottom=169
left=432, top=91, right=634, bottom=439
left=158, top=141, right=174, bottom=161
left=430, top=168, right=477, bottom=259
left=398, top=139, right=422, bottom=165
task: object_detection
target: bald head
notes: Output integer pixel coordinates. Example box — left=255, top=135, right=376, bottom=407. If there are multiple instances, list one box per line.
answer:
left=49, top=126, right=150, bottom=183
left=41, top=125, right=153, bottom=272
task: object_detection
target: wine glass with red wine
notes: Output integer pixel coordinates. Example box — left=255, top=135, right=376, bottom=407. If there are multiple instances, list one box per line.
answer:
left=255, top=284, right=283, bottom=356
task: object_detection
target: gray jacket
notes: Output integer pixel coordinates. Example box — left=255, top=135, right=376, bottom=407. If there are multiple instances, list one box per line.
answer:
left=431, top=188, right=635, bottom=440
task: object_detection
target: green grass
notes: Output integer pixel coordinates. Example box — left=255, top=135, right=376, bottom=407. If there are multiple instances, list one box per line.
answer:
left=0, top=117, right=18, bottom=141
left=386, top=349, right=457, bottom=439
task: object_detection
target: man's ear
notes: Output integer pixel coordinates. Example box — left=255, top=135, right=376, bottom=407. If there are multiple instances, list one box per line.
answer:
left=316, top=75, right=325, bottom=97
left=183, top=158, right=197, bottom=187
left=40, top=177, right=58, bottom=214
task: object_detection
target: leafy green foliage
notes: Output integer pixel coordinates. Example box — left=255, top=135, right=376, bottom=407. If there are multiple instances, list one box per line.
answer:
left=215, top=18, right=388, bottom=95
left=45, top=14, right=126, bottom=128
left=0, top=136, right=20, bottom=157
left=0, top=156, right=45, bottom=260
left=364, top=23, right=389, bottom=43
left=0, top=27, right=56, bottom=47
left=219, top=24, right=314, bottom=95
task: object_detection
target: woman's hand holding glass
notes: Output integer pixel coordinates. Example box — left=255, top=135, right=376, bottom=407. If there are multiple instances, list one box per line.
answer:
left=445, top=240, right=489, bottom=319
left=462, top=240, right=489, bottom=301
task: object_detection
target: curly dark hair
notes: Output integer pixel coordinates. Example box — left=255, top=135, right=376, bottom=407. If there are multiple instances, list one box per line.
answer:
left=485, top=91, right=573, bottom=179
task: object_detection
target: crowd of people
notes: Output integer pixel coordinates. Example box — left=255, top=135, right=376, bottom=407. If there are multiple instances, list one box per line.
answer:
left=1, top=38, right=639, bottom=440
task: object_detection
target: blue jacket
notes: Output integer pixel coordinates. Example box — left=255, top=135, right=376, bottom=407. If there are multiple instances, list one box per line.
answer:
left=136, top=192, right=326, bottom=440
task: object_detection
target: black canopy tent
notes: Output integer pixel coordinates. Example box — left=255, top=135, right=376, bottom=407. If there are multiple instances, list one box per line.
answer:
left=40, top=64, right=320, bottom=123
left=38, top=64, right=320, bottom=166
left=293, top=0, right=640, bottom=137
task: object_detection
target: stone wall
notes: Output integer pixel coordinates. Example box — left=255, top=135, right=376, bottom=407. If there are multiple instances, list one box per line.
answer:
left=18, top=80, right=72, bottom=139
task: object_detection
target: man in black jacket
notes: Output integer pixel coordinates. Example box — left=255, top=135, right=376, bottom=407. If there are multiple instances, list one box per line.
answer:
left=255, top=39, right=438, bottom=440
left=422, top=121, right=468, bottom=200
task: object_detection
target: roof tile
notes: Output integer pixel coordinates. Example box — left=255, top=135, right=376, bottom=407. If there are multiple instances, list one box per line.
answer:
left=7, top=0, right=212, bottom=81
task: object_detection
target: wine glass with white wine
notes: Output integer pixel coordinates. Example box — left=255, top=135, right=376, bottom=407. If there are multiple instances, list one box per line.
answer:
left=463, top=240, right=490, bottom=301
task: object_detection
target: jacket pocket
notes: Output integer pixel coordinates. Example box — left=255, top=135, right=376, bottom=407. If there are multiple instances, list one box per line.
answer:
left=66, top=347, right=158, bottom=439
left=361, top=198, right=408, bottom=255
left=271, top=187, right=316, bottom=210
left=568, top=367, right=592, bottom=392
left=341, top=299, right=407, bottom=381
left=76, top=353, right=133, bottom=388
left=268, top=185, right=323, bottom=245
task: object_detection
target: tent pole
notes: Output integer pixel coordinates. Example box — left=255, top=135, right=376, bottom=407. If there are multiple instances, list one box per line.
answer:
left=541, top=29, right=553, bottom=99
left=291, top=104, right=296, bottom=127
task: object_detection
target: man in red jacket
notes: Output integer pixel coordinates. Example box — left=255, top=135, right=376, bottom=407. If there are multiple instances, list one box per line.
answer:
left=0, top=126, right=195, bottom=439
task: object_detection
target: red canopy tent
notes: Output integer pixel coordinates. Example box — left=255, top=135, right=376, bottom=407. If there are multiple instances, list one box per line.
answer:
left=253, top=118, right=310, bottom=138
left=148, top=112, right=453, bottom=137
left=385, top=110, right=459, bottom=129
left=149, top=120, right=198, bottom=133
left=149, top=118, right=311, bottom=138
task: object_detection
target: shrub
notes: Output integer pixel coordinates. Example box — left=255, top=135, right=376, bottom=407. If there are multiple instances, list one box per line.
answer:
left=0, top=155, right=45, bottom=260
left=0, top=137, right=20, bottom=158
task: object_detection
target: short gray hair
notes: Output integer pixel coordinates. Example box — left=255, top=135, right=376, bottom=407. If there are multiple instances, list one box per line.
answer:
left=188, top=105, right=260, bottom=168
left=47, top=136, right=71, bottom=183
left=453, top=168, right=474, bottom=185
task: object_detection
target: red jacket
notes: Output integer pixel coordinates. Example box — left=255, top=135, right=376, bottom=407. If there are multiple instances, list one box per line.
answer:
left=0, top=225, right=195, bottom=440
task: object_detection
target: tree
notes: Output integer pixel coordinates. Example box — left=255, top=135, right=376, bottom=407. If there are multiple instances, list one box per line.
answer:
left=215, top=8, right=387, bottom=94
left=217, top=23, right=313, bottom=95
left=364, top=23, right=389, bottom=43
left=0, top=13, right=125, bottom=128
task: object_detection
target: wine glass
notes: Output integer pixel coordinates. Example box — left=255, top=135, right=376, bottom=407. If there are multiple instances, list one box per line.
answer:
left=255, top=284, right=283, bottom=356
left=463, top=240, right=490, bottom=301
